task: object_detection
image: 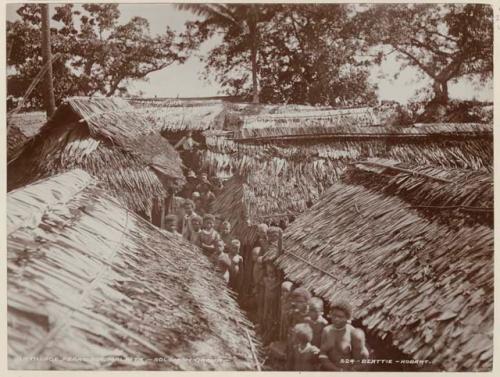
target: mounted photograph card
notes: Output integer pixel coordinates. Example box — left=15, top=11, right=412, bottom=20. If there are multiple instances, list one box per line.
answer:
left=3, top=0, right=495, bottom=373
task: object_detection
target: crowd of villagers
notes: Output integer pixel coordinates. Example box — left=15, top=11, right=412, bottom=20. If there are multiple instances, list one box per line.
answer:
left=165, top=174, right=370, bottom=371
left=164, top=135, right=370, bottom=371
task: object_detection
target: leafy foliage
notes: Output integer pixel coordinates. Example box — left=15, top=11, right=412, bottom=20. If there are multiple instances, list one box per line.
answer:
left=354, top=4, right=493, bottom=105
left=7, top=4, right=191, bottom=107
left=183, top=4, right=377, bottom=106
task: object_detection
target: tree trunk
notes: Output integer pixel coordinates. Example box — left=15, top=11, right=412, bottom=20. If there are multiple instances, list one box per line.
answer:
left=418, top=79, right=449, bottom=122
left=249, top=6, right=259, bottom=104
left=251, top=42, right=259, bottom=104
left=431, top=80, right=449, bottom=105
left=41, top=4, right=56, bottom=117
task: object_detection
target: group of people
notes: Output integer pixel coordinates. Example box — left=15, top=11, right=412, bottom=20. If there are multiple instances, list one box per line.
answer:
left=163, top=170, right=370, bottom=371
left=248, top=223, right=370, bottom=371
left=164, top=173, right=243, bottom=288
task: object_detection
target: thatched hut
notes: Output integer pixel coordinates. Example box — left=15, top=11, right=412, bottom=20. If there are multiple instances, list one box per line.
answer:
left=7, top=111, right=46, bottom=163
left=8, top=169, right=260, bottom=371
left=211, top=120, right=492, bottom=231
left=274, top=161, right=493, bottom=371
left=128, top=97, right=226, bottom=133
left=7, top=97, right=185, bottom=224
left=127, top=97, right=229, bottom=176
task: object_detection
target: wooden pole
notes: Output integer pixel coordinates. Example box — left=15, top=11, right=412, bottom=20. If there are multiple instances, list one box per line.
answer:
left=41, top=4, right=56, bottom=117
left=244, top=328, right=261, bottom=371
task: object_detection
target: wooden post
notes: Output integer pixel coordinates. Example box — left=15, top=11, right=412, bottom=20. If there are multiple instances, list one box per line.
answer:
left=41, top=4, right=56, bottom=117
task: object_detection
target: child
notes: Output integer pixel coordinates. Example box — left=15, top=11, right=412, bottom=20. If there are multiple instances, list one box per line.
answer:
left=220, top=220, right=233, bottom=247
left=198, top=214, right=220, bottom=257
left=286, top=287, right=312, bottom=370
left=290, top=323, right=320, bottom=371
left=181, top=199, right=199, bottom=240
left=164, top=214, right=181, bottom=235
left=228, top=239, right=243, bottom=289
left=255, top=223, right=270, bottom=250
left=306, top=297, right=329, bottom=348
left=187, top=214, right=203, bottom=245
left=215, top=240, right=231, bottom=283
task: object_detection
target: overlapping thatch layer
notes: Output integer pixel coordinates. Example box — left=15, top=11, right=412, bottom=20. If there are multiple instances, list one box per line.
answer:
left=7, top=111, right=46, bottom=163
left=8, top=170, right=259, bottom=371
left=209, top=126, right=492, bottom=228
left=276, top=183, right=493, bottom=371
left=241, top=106, right=376, bottom=131
left=344, top=159, right=493, bottom=227
left=212, top=176, right=257, bottom=244
left=236, top=122, right=491, bottom=140
left=127, top=97, right=225, bottom=132
left=204, top=124, right=492, bottom=180
left=8, top=97, right=185, bottom=216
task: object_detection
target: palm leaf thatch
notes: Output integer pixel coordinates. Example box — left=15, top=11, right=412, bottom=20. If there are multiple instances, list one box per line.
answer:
left=275, top=181, right=493, bottom=371
left=8, top=170, right=259, bottom=371
left=236, top=122, right=491, bottom=140
left=7, top=111, right=46, bottom=163
left=8, top=97, right=185, bottom=216
left=211, top=177, right=258, bottom=245
left=344, top=158, right=493, bottom=227
left=128, top=98, right=226, bottom=132
left=241, top=106, right=377, bottom=131
left=203, top=121, right=492, bottom=181
left=205, top=127, right=491, bottom=224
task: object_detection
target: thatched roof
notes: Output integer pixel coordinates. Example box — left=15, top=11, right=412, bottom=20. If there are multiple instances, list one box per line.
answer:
left=240, top=106, right=376, bottom=133
left=204, top=120, right=492, bottom=183
left=275, top=177, right=493, bottom=371
left=8, top=97, right=185, bottom=215
left=7, top=111, right=46, bottom=163
left=235, top=122, right=492, bottom=140
left=344, top=159, right=493, bottom=227
left=8, top=170, right=259, bottom=371
left=206, top=128, right=492, bottom=228
left=127, top=97, right=226, bottom=132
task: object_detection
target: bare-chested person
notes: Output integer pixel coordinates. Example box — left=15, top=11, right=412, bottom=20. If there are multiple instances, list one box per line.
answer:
left=285, top=287, right=312, bottom=370
left=228, top=239, right=243, bottom=290
left=305, top=297, right=329, bottom=348
left=319, top=299, right=369, bottom=371
left=198, top=214, right=220, bottom=259
left=220, top=220, right=233, bottom=247
left=289, top=323, right=320, bottom=371
left=187, top=214, right=202, bottom=245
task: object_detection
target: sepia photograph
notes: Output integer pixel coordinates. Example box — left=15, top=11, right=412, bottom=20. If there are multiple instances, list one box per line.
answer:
left=5, top=1, right=494, bottom=372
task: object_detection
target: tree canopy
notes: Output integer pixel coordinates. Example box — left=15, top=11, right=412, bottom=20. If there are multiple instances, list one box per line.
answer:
left=354, top=3, right=493, bottom=107
left=183, top=3, right=377, bottom=106
left=7, top=4, right=191, bottom=107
